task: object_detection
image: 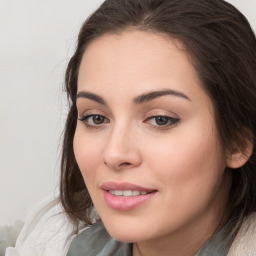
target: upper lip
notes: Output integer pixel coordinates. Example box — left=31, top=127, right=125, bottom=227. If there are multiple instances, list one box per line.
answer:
left=101, top=182, right=157, bottom=192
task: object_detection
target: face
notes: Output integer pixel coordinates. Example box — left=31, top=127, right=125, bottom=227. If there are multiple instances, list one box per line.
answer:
left=74, top=30, right=230, bottom=245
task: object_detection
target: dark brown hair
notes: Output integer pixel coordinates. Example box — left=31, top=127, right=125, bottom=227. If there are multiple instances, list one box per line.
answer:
left=60, top=0, right=256, bottom=234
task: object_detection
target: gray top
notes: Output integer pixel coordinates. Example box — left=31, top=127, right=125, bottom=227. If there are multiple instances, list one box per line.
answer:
left=67, top=222, right=132, bottom=256
left=67, top=221, right=233, bottom=256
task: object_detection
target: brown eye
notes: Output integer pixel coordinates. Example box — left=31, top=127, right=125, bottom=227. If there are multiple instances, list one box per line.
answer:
left=145, top=115, right=180, bottom=129
left=93, top=115, right=105, bottom=124
left=78, top=114, right=109, bottom=127
left=155, top=116, right=169, bottom=126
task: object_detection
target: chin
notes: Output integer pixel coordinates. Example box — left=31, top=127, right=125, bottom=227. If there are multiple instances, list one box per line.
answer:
left=107, top=229, right=144, bottom=243
left=102, top=217, right=153, bottom=243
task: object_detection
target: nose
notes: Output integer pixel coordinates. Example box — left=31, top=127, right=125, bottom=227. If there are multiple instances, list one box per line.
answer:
left=103, top=124, right=142, bottom=170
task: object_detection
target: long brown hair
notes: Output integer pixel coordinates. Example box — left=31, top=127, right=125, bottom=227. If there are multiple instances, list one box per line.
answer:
left=60, top=0, right=256, bottom=233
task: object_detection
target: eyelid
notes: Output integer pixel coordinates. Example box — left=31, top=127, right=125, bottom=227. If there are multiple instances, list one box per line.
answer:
left=145, top=109, right=179, bottom=119
left=77, top=108, right=110, bottom=128
left=78, top=114, right=110, bottom=129
left=144, top=110, right=180, bottom=129
left=144, top=115, right=179, bottom=127
left=77, top=108, right=110, bottom=120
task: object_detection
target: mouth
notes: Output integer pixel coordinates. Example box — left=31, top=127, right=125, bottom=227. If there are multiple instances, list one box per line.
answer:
left=101, top=182, right=157, bottom=211
left=108, top=190, right=150, bottom=197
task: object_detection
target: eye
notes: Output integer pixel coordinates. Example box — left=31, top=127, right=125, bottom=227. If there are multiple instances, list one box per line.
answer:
left=78, top=114, right=109, bottom=127
left=145, top=115, right=179, bottom=128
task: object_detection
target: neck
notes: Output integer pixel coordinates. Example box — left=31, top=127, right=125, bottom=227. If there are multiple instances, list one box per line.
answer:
left=132, top=222, right=213, bottom=256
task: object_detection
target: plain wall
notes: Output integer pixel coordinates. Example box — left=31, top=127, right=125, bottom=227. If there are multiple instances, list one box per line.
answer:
left=0, top=0, right=103, bottom=226
left=0, top=0, right=255, bottom=226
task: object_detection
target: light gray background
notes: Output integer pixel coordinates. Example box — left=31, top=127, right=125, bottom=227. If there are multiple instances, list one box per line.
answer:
left=0, top=0, right=255, bottom=226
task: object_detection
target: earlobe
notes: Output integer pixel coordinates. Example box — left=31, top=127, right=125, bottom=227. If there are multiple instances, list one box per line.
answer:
left=226, top=140, right=253, bottom=169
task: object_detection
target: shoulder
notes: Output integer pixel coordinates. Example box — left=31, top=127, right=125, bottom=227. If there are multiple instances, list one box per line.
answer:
left=228, top=213, right=256, bottom=256
left=5, top=194, right=87, bottom=256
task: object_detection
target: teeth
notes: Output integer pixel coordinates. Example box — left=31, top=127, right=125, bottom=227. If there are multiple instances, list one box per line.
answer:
left=109, top=190, right=148, bottom=197
left=115, top=190, right=123, bottom=196
left=132, top=190, right=140, bottom=196
left=123, top=190, right=132, bottom=196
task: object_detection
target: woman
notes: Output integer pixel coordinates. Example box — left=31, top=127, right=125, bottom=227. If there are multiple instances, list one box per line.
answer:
left=6, top=0, right=256, bottom=255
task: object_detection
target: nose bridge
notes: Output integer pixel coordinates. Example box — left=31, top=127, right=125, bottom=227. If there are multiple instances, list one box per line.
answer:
left=103, top=119, right=141, bottom=169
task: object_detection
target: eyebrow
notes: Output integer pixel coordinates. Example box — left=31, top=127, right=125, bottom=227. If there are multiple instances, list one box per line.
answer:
left=76, top=89, right=190, bottom=105
left=133, top=89, right=190, bottom=104
left=76, top=91, right=106, bottom=105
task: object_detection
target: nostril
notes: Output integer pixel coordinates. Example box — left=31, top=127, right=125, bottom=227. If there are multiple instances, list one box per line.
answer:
left=120, top=162, right=131, bottom=166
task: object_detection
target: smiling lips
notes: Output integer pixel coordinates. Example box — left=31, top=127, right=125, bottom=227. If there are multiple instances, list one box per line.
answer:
left=109, top=190, right=148, bottom=196
left=101, top=182, right=157, bottom=211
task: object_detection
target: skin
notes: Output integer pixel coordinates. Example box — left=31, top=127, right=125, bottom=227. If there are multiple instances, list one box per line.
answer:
left=73, top=30, right=233, bottom=256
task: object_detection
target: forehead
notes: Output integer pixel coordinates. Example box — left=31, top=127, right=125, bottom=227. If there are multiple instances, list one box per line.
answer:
left=79, top=30, right=189, bottom=77
left=84, top=29, right=186, bottom=58
left=77, top=30, right=210, bottom=107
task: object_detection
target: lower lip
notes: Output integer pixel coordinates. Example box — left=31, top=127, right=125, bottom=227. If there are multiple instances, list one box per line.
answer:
left=103, top=190, right=156, bottom=211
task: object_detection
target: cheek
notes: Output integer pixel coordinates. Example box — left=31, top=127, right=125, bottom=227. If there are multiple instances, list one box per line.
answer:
left=73, top=127, right=102, bottom=184
left=142, top=125, right=227, bottom=227
left=145, top=120, right=226, bottom=195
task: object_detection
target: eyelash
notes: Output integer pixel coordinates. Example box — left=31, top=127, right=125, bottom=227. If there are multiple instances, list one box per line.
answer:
left=78, top=114, right=180, bottom=129
left=78, top=114, right=110, bottom=128
left=144, top=115, right=180, bottom=129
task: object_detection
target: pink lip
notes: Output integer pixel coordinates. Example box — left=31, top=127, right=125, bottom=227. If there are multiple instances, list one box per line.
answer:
left=101, top=182, right=155, bottom=192
left=101, top=182, right=157, bottom=211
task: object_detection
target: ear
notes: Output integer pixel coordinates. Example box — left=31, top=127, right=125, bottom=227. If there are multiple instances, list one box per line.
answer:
left=226, top=139, right=253, bottom=169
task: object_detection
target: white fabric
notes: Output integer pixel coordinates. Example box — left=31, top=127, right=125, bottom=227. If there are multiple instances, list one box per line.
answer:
left=5, top=195, right=256, bottom=256
left=227, top=213, right=256, bottom=256
left=5, top=195, right=87, bottom=256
